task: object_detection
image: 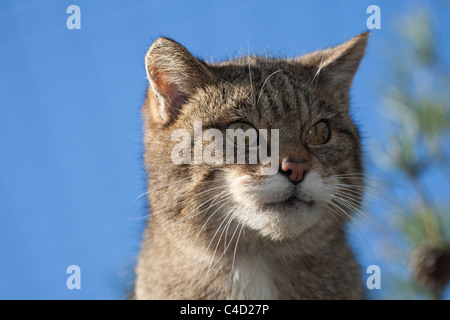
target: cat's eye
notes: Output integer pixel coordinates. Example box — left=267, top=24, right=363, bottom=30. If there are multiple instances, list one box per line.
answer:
left=305, top=121, right=330, bottom=145
left=226, top=122, right=258, bottom=147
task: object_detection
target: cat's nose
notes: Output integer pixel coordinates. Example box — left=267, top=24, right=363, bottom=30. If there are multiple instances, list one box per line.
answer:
left=280, top=160, right=311, bottom=184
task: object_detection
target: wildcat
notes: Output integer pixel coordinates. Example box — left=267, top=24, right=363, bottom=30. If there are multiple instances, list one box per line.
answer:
left=135, top=32, right=369, bottom=299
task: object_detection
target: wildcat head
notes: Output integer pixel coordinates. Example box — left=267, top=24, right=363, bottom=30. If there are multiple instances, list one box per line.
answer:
left=143, top=33, right=368, bottom=243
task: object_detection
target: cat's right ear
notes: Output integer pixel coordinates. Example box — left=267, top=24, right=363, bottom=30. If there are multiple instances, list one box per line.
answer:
left=145, top=37, right=214, bottom=124
left=294, top=32, right=369, bottom=98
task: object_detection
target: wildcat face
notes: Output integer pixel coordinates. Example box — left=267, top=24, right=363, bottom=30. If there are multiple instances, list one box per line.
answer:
left=143, top=34, right=367, bottom=244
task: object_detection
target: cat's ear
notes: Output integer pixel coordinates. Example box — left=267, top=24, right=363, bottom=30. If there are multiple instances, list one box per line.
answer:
left=297, top=32, right=369, bottom=94
left=145, top=37, right=214, bottom=123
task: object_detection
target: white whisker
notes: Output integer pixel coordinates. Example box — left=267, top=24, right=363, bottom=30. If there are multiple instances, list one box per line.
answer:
left=326, top=199, right=377, bottom=262
left=196, top=195, right=233, bottom=238
left=256, top=69, right=284, bottom=105
left=232, top=222, right=245, bottom=273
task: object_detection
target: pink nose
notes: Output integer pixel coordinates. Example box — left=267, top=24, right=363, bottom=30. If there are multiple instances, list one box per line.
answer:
left=281, top=160, right=310, bottom=183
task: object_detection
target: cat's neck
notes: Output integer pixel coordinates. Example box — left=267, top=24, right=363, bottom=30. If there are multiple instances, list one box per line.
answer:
left=138, top=212, right=360, bottom=299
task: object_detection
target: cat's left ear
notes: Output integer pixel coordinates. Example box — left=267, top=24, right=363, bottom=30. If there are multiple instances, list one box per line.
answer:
left=297, top=32, right=369, bottom=94
left=145, top=37, right=214, bottom=124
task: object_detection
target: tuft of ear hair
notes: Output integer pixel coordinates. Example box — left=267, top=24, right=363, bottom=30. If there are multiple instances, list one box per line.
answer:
left=297, top=32, right=369, bottom=94
left=145, top=37, right=214, bottom=123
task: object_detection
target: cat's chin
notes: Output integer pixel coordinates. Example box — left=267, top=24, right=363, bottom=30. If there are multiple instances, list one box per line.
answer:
left=232, top=200, right=326, bottom=241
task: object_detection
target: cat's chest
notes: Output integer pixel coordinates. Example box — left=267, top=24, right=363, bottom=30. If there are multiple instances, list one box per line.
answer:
left=231, top=255, right=276, bottom=299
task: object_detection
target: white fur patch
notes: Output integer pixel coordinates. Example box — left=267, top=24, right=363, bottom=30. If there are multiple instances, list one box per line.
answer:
left=232, top=255, right=276, bottom=299
left=298, top=170, right=337, bottom=203
left=229, top=172, right=293, bottom=205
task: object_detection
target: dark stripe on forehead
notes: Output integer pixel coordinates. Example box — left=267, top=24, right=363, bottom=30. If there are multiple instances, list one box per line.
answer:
left=279, top=71, right=298, bottom=113
left=246, top=65, right=257, bottom=107
left=297, top=89, right=310, bottom=122
left=261, top=74, right=283, bottom=119
left=250, top=67, right=263, bottom=110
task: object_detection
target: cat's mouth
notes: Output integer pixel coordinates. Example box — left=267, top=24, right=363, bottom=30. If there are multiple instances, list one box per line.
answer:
left=262, top=195, right=314, bottom=210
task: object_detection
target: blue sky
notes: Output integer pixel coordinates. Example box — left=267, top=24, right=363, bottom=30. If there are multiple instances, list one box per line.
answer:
left=0, top=0, right=448, bottom=299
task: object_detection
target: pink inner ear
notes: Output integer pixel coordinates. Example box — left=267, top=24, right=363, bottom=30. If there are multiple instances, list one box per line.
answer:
left=152, top=68, right=186, bottom=118
left=167, top=84, right=186, bottom=117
